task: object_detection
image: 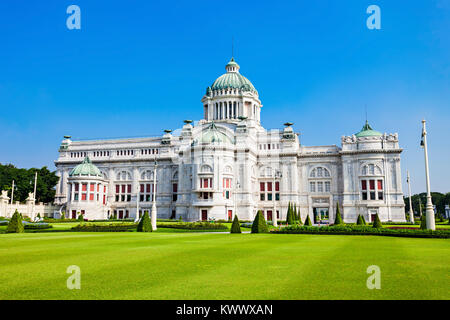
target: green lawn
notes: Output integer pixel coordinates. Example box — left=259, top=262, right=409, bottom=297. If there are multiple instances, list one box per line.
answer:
left=0, top=232, right=448, bottom=300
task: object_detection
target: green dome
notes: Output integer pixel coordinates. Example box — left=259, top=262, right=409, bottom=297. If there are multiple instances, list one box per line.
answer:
left=209, top=58, right=256, bottom=93
left=355, top=121, right=382, bottom=138
left=69, top=157, right=103, bottom=178
left=194, top=122, right=234, bottom=145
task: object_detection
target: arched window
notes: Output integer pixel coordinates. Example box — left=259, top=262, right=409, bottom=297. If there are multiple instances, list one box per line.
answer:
left=309, top=166, right=332, bottom=193
left=309, top=167, right=330, bottom=178
left=201, top=165, right=213, bottom=173
left=361, top=164, right=382, bottom=176
left=116, top=170, right=131, bottom=181
left=141, top=170, right=154, bottom=180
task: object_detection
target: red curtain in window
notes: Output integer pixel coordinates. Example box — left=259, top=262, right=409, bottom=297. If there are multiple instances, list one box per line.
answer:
left=121, top=185, right=126, bottom=193
left=81, top=194, right=87, bottom=201
left=146, top=184, right=150, bottom=193
left=203, top=179, right=208, bottom=188
left=369, top=180, right=375, bottom=190
left=90, top=184, right=95, bottom=192
left=260, top=182, right=265, bottom=191
left=75, top=184, right=79, bottom=192
left=82, top=184, right=87, bottom=192
left=127, top=184, right=131, bottom=193
left=115, top=185, right=120, bottom=194
left=361, top=180, right=367, bottom=190
left=378, top=180, right=383, bottom=190
left=89, top=194, right=94, bottom=201
left=275, top=181, right=280, bottom=191
left=173, top=184, right=178, bottom=192
left=267, top=182, right=272, bottom=192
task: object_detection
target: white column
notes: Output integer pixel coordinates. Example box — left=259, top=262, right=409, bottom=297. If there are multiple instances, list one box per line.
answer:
left=273, top=174, right=278, bottom=227
left=151, top=163, right=158, bottom=230
left=422, top=120, right=435, bottom=230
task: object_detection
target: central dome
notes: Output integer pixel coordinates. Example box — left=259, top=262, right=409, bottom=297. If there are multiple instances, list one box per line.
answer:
left=207, top=58, right=257, bottom=93
left=69, top=157, right=103, bottom=178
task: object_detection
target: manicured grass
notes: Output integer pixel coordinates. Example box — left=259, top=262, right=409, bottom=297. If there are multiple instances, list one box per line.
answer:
left=0, top=232, right=448, bottom=300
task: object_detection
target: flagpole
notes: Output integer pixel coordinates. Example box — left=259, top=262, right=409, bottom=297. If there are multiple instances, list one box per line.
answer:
left=33, top=171, right=37, bottom=221
left=406, top=171, right=414, bottom=224
left=421, top=119, right=435, bottom=230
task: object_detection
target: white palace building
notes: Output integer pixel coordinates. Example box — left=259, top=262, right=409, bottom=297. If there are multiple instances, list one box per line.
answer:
left=53, top=58, right=406, bottom=223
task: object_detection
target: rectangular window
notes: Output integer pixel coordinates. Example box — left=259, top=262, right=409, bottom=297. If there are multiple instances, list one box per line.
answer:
left=127, top=195, right=131, bottom=202
left=146, top=184, right=151, bottom=193
left=140, top=195, right=144, bottom=202
left=378, top=192, right=383, bottom=200
left=267, top=182, right=272, bottom=192
left=140, top=184, right=144, bottom=193
left=275, top=193, right=280, bottom=201
left=89, top=194, right=94, bottom=201
left=361, top=180, right=367, bottom=190
left=260, top=182, right=265, bottom=192
left=325, top=181, right=331, bottom=192
left=377, top=180, right=383, bottom=190
left=362, top=192, right=367, bottom=200
left=267, top=193, right=273, bottom=201
left=74, top=193, right=79, bottom=201
left=317, top=182, right=323, bottom=193
left=90, top=184, right=95, bottom=192
left=82, top=184, right=87, bottom=192
left=370, top=192, right=376, bottom=200
left=121, top=185, right=126, bottom=193
left=81, top=193, right=87, bottom=201
left=75, top=184, right=79, bottom=192
left=275, top=181, right=280, bottom=191
left=127, top=184, right=131, bottom=193
left=369, top=180, right=375, bottom=190
left=116, top=185, right=120, bottom=194
left=115, top=195, right=119, bottom=202
left=260, top=193, right=265, bottom=201
left=310, top=182, right=315, bottom=192
left=225, top=191, right=230, bottom=199
left=173, top=183, right=178, bottom=193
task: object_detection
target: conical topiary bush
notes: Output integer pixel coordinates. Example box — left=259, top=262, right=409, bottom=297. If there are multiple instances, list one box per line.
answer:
left=356, top=214, right=365, bottom=225
left=304, top=214, right=312, bottom=226
left=137, top=211, right=152, bottom=232
left=230, top=215, right=241, bottom=234
left=251, top=210, right=268, bottom=233
left=334, top=202, right=344, bottom=225
left=286, top=203, right=294, bottom=225
left=372, top=213, right=382, bottom=228
left=6, top=210, right=24, bottom=233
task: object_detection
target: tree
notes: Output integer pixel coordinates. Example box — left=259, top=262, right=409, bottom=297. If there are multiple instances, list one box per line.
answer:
left=372, top=213, right=382, bottom=228
left=137, top=211, right=152, bottom=232
left=251, top=210, right=268, bottom=233
left=6, top=210, right=24, bottom=233
left=230, top=215, right=241, bottom=233
left=304, top=214, right=312, bottom=226
left=77, top=213, right=84, bottom=221
left=297, top=207, right=302, bottom=225
left=334, top=202, right=344, bottom=225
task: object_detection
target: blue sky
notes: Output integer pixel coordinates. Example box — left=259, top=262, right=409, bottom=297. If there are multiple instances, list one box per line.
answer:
left=0, top=0, right=448, bottom=194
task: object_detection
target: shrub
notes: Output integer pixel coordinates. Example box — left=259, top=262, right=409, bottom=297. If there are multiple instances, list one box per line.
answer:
left=272, top=225, right=450, bottom=238
left=252, top=210, right=268, bottom=233
left=6, top=210, right=24, bottom=233
left=372, top=213, right=382, bottom=228
left=356, top=214, right=365, bottom=225
left=304, top=214, right=312, bottom=226
left=160, top=222, right=227, bottom=230
left=230, top=215, right=241, bottom=234
left=286, top=203, right=295, bottom=225
left=77, top=214, right=84, bottom=221
left=24, top=223, right=52, bottom=230
left=334, top=202, right=344, bottom=225
left=72, top=223, right=137, bottom=232
left=420, top=214, right=427, bottom=230
left=137, top=211, right=152, bottom=232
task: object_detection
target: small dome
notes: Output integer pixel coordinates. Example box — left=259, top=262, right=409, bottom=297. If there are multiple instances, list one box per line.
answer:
left=355, top=121, right=382, bottom=138
left=194, top=122, right=234, bottom=145
left=209, top=58, right=257, bottom=93
left=69, top=157, right=103, bottom=178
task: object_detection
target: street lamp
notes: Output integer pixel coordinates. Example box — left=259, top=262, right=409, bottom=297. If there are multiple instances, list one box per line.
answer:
left=421, top=119, right=435, bottom=230
left=273, top=170, right=282, bottom=227
left=406, top=170, right=414, bottom=224
left=151, top=160, right=158, bottom=231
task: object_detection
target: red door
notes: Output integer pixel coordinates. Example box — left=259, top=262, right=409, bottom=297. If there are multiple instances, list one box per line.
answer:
left=267, top=210, right=273, bottom=221
left=228, top=210, right=233, bottom=221
left=201, top=210, right=208, bottom=221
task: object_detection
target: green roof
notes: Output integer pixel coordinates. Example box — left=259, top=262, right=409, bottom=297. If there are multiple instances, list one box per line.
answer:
left=355, top=121, right=382, bottom=138
left=208, top=58, right=256, bottom=93
left=195, top=122, right=234, bottom=145
left=69, top=157, right=103, bottom=178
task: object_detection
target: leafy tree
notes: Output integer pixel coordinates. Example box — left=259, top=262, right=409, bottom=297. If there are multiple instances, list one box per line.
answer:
left=334, top=202, right=344, bottom=225
left=137, top=211, right=152, bottom=232
left=77, top=213, right=84, bottom=221
left=304, top=214, right=312, bottom=226
left=230, top=215, right=241, bottom=233
left=6, top=210, right=24, bottom=233
left=372, top=213, right=382, bottom=228
left=251, top=210, right=268, bottom=233
left=0, top=164, right=59, bottom=204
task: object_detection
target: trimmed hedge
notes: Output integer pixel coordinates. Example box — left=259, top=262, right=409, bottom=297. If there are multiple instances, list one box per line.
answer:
left=72, top=223, right=137, bottom=232
left=272, top=225, right=450, bottom=238
left=43, top=218, right=79, bottom=223
left=159, top=222, right=228, bottom=230
left=24, top=223, right=53, bottom=230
